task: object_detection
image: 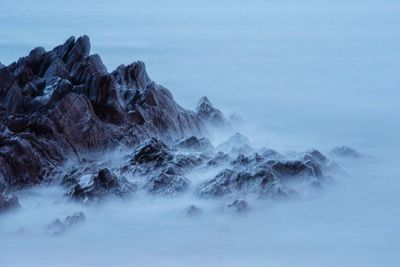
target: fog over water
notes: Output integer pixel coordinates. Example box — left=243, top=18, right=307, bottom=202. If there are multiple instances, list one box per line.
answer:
left=1, top=0, right=399, bottom=266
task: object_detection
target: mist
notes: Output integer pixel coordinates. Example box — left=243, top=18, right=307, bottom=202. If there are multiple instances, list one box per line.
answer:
left=1, top=0, right=399, bottom=266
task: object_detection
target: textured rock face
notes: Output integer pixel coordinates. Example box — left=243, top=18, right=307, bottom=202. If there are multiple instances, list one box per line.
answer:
left=0, top=35, right=209, bottom=189
left=145, top=172, right=189, bottom=195
left=196, top=96, right=231, bottom=129
left=174, top=136, right=214, bottom=152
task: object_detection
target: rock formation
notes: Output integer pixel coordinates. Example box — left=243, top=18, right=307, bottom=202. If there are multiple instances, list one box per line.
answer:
left=0, top=35, right=207, bottom=190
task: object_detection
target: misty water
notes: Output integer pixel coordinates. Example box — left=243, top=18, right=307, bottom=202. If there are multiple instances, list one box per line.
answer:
left=1, top=0, right=399, bottom=266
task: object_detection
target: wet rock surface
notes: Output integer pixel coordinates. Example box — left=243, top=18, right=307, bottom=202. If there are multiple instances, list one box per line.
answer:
left=0, top=35, right=207, bottom=190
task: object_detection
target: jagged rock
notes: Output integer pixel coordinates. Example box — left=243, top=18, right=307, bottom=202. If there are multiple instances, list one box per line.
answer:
left=185, top=205, right=202, bottom=216
left=130, top=138, right=173, bottom=173
left=226, top=199, right=249, bottom=214
left=47, top=211, right=86, bottom=235
left=196, top=96, right=230, bottom=129
left=174, top=136, right=213, bottom=152
left=1, top=35, right=212, bottom=189
left=0, top=189, right=20, bottom=212
left=145, top=171, right=189, bottom=195
left=50, top=92, right=113, bottom=151
left=68, top=168, right=136, bottom=202
left=330, top=146, right=361, bottom=158
left=197, top=167, right=280, bottom=198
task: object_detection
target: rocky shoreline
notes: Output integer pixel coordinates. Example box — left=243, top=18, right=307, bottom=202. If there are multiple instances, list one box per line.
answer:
left=0, top=36, right=357, bottom=215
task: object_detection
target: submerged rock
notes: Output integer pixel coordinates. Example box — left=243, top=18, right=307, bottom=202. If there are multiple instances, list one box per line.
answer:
left=47, top=211, right=86, bottom=235
left=330, top=146, right=361, bottom=158
left=185, top=204, right=202, bottom=217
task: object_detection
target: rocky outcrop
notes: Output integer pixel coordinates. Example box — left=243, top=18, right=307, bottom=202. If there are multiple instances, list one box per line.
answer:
left=67, top=168, right=136, bottom=202
left=196, top=96, right=231, bottom=129
left=0, top=36, right=210, bottom=189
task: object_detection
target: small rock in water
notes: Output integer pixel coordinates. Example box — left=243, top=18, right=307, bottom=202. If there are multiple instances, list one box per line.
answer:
left=330, top=146, right=361, bottom=158
left=64, top=211, right=86, bottom=227
left=47, top=219, right=67, bottom=235
left=226, top=199, right=250, bottom=214
left=47, top=211, right=87, bottom=235
left=185, top=205, right=202, bottom=217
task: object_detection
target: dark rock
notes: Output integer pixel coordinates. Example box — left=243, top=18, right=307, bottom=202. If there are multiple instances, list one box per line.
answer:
left=130, top=138, right=173, bottom=172
left=226, top=199, right=249, bottom=214
left=1, top=36, right=213, bottom=189
left=174, top=136, right=213, bottom=152
left=196, top=96, right=230, bottom=129
left=185, top=205, right=202, bottom=217
left=145, top=172, right=189, bottom=195
left=197, top=167, right=280, bottom=198
left=330, top=146, right=361, bottom=158
left=68, top=168, right=136, bottom=202
left=270, top=160, right=317, bottom=178
left=0, top=189, right=20, bottom=212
